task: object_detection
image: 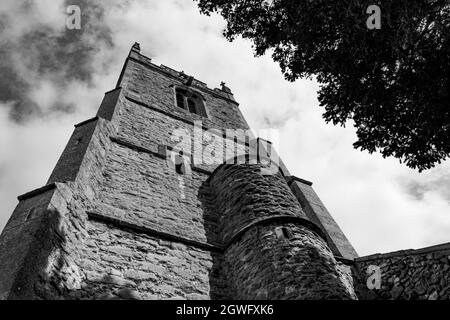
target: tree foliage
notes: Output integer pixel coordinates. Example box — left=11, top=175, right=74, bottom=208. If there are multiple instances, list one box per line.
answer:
left=196, top=0, right=450, bottom=171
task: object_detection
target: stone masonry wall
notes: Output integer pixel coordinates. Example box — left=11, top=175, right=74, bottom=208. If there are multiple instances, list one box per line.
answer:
left=225, top=223, right=356, bottom=299
left=203, top=163, right=357, bottom=299
left=0, top=188, right=57, bottom=299
left=21, top=183, right=227, bottom=300
left=355, top=243, right=450, bottom=300
left=207, top=164, right=310, bottom=243
left=123, top=55, right=249, bottom=131
left=97, top=142, right=216, bottom=244
left=116, top=95, right=251, bottom=173
left=15, top=116, right=229, bottom=300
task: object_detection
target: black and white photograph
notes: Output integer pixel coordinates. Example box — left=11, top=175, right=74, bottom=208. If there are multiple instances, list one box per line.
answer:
left=0, top=0, right=449, bottom=308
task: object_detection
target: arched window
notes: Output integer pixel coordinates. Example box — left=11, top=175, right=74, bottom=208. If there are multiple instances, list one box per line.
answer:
left=174, top=88, right=207, bottom=117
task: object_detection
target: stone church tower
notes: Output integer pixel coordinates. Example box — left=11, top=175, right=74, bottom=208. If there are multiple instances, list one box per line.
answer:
left=0, top=43, right=359, bottom=300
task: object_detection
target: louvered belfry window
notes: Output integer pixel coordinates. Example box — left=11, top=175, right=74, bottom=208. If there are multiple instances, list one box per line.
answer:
left=174, top=88, right=207, bottom=117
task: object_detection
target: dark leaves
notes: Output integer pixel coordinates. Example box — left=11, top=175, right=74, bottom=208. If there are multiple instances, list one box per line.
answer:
left=196, top=0, right=450, bottom=171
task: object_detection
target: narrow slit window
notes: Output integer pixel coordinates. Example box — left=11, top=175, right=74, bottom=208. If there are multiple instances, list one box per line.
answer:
left=174, top=154, right=185, bottom=175
left=175, top=162, right=184, bottom=175
left=176, top=91, right=185, bottom=109
left=187, top=98, right=196, bottom=114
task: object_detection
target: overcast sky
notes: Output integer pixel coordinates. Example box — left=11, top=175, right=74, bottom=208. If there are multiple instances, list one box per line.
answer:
left=1, top=0, right=449, bottom=256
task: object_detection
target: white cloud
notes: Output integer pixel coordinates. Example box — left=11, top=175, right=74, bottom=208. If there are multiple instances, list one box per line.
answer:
left=0, top=0, right=66, bottom=40
left=28, top=79, right=59, bottom=112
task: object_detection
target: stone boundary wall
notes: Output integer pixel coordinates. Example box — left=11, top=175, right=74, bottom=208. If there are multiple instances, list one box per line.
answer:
left=354, top=242, right=450, bottom=300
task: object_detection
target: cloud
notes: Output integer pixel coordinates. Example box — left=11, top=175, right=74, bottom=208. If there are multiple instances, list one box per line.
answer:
left=400, top=168, right=450, bottom=204
left=0, top=0, right=449, bottom=257
left=0, top=0, right=118, bottom=121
